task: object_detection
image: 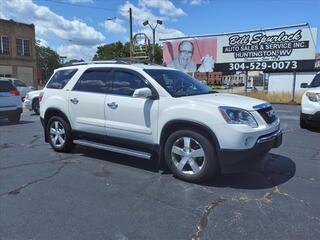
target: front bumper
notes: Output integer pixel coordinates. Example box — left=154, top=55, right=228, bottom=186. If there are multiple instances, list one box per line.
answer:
left=219, top=128, right=282, bottom=173
left=301, top=112, right=320, bottom=125
left=23, top=99, right=33, bottom=110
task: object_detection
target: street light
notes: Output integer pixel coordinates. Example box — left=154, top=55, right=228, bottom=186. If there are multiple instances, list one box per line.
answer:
left=143, top=20, right=162, bottom=63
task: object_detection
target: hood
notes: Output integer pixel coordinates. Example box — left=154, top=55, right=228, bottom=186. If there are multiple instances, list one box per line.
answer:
left=182, top=93, right=267, bottom=111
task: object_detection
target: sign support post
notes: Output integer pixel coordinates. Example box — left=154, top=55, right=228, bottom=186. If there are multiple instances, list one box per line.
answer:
left=289, top=71, right=297, bottom=104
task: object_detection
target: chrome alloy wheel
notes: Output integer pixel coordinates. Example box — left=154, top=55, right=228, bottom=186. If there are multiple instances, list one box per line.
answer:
left=171, top=137, right=205, bottom=175
left=50, top=121, right=66, bottom=148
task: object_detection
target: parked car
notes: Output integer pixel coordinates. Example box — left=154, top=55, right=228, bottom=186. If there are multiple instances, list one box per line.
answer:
left=40, top=61, right=282, bottom=183
left=0, top=79, right=22, bottom=123
left=300, top=72, right=320, bottom=128
left=23, top=90, right=43, bottom=115
left=0, top=77, right=35, bottom=100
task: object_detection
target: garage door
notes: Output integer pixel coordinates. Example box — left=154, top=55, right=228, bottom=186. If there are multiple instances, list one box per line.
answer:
left=17, top=67, right=34, bottom=86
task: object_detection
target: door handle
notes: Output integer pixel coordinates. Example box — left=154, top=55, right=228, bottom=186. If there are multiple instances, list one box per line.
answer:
left=107, top=102, right=118, bottom=109
left=70, top=98, right=79, bottom=104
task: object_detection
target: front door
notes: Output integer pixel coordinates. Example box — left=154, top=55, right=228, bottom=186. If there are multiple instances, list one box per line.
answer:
left=68, top=68, right=112, bottom=135
left=105, top=69, right=158, bottom=143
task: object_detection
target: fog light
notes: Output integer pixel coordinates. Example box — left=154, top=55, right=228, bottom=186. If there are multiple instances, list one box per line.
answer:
left=245, top=137, right=253, bottom=146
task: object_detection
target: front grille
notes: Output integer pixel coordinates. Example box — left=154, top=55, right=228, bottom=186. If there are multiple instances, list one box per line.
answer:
left=257, top=106, right=277, bottom=124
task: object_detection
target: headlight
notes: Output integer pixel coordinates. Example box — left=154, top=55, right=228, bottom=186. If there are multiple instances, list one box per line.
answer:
left=306, top=92, right=320, bottom=102
left=25, top=93, right=30, bottom=100
left=219, top=106, right=258, bottom=128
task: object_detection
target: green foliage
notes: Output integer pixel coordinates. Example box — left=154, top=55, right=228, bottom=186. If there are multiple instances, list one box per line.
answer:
left=36, top=41, right=61, bottom=84
left=93, top=41, right=163, bottom=64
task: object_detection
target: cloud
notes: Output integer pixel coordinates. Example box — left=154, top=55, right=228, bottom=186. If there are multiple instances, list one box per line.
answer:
left=102, top=18, right=127, bottom=33
left=37, top=38, right=49, bottom=47
left=119, top=1, right=163, bottom=23
left=1, top=0, right=105, bottom=46
left=181, top=0, right=208, bottom=5
left=56, top=44, right=97, bottom=61
left=119, top=1, right=185, bottom=42
left=139, top=0, right=186, bottom=17
left=67, top=0, right=94, bottom=3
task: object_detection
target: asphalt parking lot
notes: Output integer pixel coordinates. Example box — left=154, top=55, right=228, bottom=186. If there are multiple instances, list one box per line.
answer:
left=0, top=104, right=319, bottom=240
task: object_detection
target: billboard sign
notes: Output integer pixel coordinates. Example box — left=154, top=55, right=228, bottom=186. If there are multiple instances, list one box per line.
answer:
left=163, top=27, right=317, bottom=73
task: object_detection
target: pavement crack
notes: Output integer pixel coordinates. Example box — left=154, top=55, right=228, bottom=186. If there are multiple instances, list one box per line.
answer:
left=0, top=162, right=71, bottom=197
left=191, top=198, right=227, bottom=240
left=0, top=156, right=76, bottom=171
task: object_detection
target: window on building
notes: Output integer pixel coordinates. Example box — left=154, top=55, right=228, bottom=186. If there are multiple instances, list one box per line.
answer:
left=16, top=39, right=30, bottom=56
left=0, top=36, right=10, bottom=55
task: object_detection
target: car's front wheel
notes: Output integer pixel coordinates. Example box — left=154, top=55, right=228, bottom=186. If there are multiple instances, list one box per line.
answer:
left=164, top=129, right=219, bottom=183
left=46, top=116, right=74, bottom=152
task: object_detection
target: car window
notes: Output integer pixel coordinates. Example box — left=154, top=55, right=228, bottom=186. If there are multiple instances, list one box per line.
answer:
left=112, top=70, right=148, bottom=96
left=0, top=81, right=15, bottom=92
left=14, top=80, right=27, bottom=87
left=47, top=69, right=78, bottom=89
left=73, top=68, right=112, bottom=94
left=144, top=69, right=214, bottom=97
left=310, top=74, right=320, bottom=88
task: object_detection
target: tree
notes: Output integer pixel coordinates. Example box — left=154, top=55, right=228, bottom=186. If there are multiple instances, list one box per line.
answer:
left=93, top=41, right=163, bottom=64
left=36, top=41, right=61, bottom=85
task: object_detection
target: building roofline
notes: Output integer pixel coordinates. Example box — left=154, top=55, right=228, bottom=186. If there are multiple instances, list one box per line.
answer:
left=0, top=18, right=34, bottom=28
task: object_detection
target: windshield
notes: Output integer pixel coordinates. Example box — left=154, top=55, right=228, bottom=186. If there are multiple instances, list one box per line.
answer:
left=310, top=73, right=320, bottom=88
left=144, top=69, right=215, bottom=97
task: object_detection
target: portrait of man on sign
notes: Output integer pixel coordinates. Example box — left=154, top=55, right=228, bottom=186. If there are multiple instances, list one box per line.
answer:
left=164, top=38, right=217, bottom=73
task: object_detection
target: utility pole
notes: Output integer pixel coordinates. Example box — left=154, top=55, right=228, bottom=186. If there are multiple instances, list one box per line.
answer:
left=129, top=8, right=133, bottom=63
left=152, top=28, right=155, bottom=63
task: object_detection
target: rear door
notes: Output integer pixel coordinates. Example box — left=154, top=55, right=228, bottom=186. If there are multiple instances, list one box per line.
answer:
left=69, top=68, right=112, bottom=135
left=0, top=81, right=18, bottom=110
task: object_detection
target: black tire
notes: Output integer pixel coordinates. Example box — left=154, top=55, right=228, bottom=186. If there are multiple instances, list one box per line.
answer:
left=46, top=116, right=74, bottom=152
left=164, top=129, right=219, bottom=183
left=33, top=98, right=40, bottom=115
left=8, top=112, right=21, bottom=123
left=300, top=114, right=308, bottom=129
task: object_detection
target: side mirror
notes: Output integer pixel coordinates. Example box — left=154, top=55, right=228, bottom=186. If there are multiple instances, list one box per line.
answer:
left=300, top=83, right=309, bottom=88
left=133, top=87, right=153, bottom=99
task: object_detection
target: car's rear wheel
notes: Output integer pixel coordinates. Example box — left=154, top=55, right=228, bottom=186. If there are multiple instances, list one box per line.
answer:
left=8, top=112, right=21, bottom=123
left=33, top=99, right=40, bottom=115
left=47, top=116, right=74, bottom=152
left=300, top=113, right=308, bottom=129
left=164, top=129, right=218, bottom=183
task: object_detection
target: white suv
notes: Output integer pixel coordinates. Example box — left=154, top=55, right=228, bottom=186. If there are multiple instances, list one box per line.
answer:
left=40, top=62, right=282, bottom=182
left=300, top=72, right=320, bottom=128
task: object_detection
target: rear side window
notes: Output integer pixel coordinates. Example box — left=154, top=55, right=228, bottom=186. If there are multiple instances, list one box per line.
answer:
left=73, top=68, right=112, bottom=94
left=0, top=81, right=15, bottom=92
left=112, top=70, right=147, bottom=96
left=47, top=69, right=78, bottom=89
left=310, top=74, right=320, bottom=88
left=14, top=80, right=27, bottom=87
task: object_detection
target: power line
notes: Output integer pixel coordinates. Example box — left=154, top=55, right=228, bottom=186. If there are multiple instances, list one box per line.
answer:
left=39, top=0, right=119, bottom=12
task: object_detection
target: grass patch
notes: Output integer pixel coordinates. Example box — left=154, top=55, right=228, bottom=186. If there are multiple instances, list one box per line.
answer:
left=239, top=91, right=302, bottom=104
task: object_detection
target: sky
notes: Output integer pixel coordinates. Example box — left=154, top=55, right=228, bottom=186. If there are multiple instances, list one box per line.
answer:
left=1, top=0, right=319, bottom=61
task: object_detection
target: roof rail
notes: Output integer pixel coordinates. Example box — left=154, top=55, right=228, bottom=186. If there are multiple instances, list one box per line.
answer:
left=70, top=60, right=129, bottom=66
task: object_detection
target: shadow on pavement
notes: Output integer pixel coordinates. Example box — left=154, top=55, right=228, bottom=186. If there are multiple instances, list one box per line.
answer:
left=205, top=153, right=296, bottom=190
left=73, top=145, right=158, bottom=172
left=0, top=120, right=34, bottom=126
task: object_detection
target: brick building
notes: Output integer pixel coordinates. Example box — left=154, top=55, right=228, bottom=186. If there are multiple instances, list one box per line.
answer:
left=0, top=19, right=37, bottom=87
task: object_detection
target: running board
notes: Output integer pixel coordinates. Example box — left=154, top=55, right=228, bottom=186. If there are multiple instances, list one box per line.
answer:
left=73, top=139, right=151, bottom=160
